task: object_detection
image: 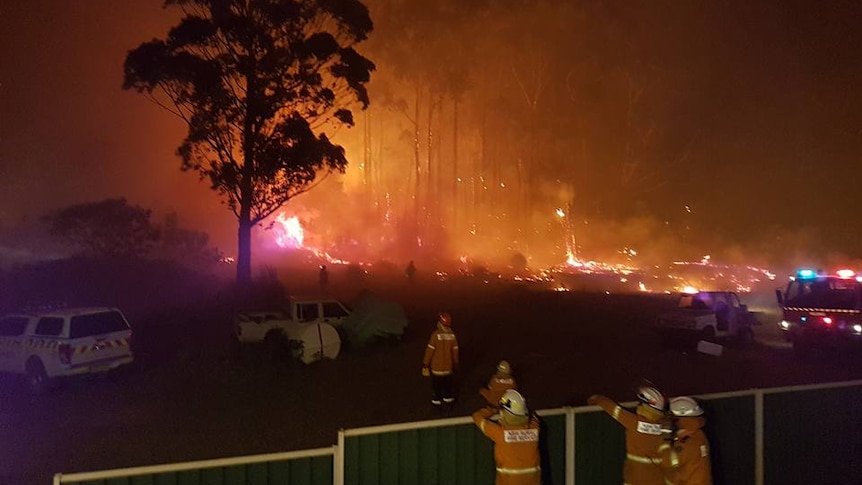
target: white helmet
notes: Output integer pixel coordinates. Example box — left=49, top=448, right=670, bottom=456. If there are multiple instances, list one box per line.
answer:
left=636, top=386, right=667, bottom=411
left=669, top=396, right=703, bottom=417
left=497, top=360, right=511, bottom=375
left=499, top=389, right=528, bottom=416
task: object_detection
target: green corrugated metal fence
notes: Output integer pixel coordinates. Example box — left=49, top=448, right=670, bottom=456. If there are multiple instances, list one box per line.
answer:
left=763, top=383, right=862, bottom=484
left=55, top=380, right=862, bottom=485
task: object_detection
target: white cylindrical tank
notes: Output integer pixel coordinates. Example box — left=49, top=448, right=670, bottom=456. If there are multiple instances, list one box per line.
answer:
left=284, top=322, right=341, bottom=364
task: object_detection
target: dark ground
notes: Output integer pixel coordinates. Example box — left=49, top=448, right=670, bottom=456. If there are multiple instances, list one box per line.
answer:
left=2, top=263, right=862, bottom=485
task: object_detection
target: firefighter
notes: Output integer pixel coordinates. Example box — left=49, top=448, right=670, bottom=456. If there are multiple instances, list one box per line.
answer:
left=587, top=386, right=671, bottom=485
left=481, top=360, right=518, bottom=407
left=473, top=389, right=542, bottom=485
left=661, top=396, right=713, bottom=485
left=422, top=312, right=459, bottom=407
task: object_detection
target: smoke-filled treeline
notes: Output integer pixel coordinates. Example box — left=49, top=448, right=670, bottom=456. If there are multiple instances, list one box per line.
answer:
left=274, top=0, right=860, bottom=271
left=284, top=0, right=702, bottom=268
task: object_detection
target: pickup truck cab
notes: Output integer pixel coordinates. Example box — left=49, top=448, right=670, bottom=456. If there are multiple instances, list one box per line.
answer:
left=656, top=291, right=758, bottom=345
left=234, top=297, right=351, bottom=364
left=0, top=307, right=134, bottom=394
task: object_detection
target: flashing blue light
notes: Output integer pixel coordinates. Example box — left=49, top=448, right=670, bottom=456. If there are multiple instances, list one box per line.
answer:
left=797, top=269, right=816, bottom=279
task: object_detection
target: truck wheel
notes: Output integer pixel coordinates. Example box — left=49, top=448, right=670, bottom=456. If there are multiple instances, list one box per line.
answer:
left=26, top=359, right=50, bottom=395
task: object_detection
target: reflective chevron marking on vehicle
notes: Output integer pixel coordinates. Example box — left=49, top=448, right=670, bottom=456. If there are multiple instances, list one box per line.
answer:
left=73, top=338, right=130, bottom=355
left=784, top=307, right=860, bottom=313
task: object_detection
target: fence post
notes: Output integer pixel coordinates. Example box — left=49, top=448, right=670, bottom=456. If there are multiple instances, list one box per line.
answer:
left=755, top=390, right=764, bottom=485
left=566, top=407, right=575, bottom=485
left=336, top=429, right=345, bottom=485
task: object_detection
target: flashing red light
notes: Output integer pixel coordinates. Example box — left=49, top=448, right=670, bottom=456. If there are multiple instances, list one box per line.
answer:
left=822, top=317, right=834, bottom=327
left=836, top=269, right=855, bottom=279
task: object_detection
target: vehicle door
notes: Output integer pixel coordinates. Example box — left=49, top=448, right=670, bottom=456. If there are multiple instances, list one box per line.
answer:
left=714, top=293, right=731, bottom=331
left=67, top=310, right=133, bottom=370
left=321, top=301, right=350, bottom=326
left=296, top=302, right=321, bottom=323
left=32, top=316, right=64, bottom=373
left=0, top=316, right=29, bottom=371
left=728, top=293, right=742, bottom=332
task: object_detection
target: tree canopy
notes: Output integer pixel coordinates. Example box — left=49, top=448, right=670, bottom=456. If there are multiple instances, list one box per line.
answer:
left=43, top=198, right=160, bottom=258
left=123, top=0, right=375, bottom=284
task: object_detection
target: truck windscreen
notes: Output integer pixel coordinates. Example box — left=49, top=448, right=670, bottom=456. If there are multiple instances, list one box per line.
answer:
left=785, top=278, right=862, bottom=309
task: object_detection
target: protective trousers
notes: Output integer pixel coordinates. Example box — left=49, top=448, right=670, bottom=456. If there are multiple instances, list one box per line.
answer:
left=431, top=374, right=455, bottom=404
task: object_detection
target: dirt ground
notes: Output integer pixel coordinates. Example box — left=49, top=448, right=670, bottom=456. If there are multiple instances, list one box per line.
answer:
left=2, top=269, right=862, bottom=485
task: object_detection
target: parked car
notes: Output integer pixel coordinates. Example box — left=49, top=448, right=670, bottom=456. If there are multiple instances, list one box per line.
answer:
left=0, top=307, right=134, bottom=394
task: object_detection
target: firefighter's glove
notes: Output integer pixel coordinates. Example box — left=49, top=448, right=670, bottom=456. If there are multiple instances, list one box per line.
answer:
left=421, top=367, right=430, bottom=377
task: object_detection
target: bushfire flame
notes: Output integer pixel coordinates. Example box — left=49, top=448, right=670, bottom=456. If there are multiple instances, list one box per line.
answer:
left=272, top=214, right=304, bottom=248
left=265, top=209, right=776, bottom=296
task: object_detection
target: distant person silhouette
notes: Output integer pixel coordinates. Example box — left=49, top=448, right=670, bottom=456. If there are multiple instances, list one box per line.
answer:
left=406, top=260, right=416, bottom=282
left=319, top=265, right=329, bottom=291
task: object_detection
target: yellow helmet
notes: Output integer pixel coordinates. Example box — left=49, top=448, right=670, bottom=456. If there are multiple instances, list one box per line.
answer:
left=669, top=396, right=703, bottom=417
left=497, top=360, right=511, bottom=375
left=499, top=389, right=528, bottom=416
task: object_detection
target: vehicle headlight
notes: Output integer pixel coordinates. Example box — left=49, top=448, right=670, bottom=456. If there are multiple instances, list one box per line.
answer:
left=779, top=320, right=792, bottom=330
left=852, top=324, right=862, bottom=334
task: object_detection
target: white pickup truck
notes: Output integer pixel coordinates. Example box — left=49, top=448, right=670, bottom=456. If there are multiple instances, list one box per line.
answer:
left=233, top=296, right=351, bottom=364
left=655, top=291, right=759, bottom=346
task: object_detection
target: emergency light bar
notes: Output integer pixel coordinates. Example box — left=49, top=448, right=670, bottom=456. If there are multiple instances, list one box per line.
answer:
left=796, top=269, right=816, bottom=279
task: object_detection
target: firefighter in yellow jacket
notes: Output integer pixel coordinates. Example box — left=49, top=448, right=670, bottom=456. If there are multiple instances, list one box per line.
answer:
left=661, top=396, right=713, bottom=485
left=473, top=389, right=542, bottom=485
left=422, top=312, right=459, bottom=407
left=588, top=387, right=671, bottom=485
left=481, top=360, right=518, bottom=407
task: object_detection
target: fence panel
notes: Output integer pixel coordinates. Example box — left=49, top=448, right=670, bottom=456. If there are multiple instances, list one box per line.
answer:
left=343, top=423, right=494, bottom=485
left=764, top=384, right=862, bottom=485
left=700, top=394, right=756, bottom=485
left=342, top=411, right=568, bottom=485
left=574, top=409, right=626, bottom=485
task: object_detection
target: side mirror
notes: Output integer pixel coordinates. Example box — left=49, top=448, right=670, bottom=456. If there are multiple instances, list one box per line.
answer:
left=775, top=289, right=784, bottom=305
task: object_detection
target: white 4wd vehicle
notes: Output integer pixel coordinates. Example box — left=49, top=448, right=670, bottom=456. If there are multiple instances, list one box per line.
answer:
left=0, top=307, right=134, bottom=394
left=234, top=297, right=351, bottom=364
left=656, top=291, right=758, bottom=345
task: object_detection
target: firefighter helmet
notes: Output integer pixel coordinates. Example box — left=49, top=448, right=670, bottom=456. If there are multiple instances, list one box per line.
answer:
left=669, top=396, right=703, bottom=417
left=500, top=389, right=528, bottom=416
left=438, top=312, right=452, bottom=326
left=636, top=386, right=667, bottom=411
left=497, top=360, right=511, bottom=375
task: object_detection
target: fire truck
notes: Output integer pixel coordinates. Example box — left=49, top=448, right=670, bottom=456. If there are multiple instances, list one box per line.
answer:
left=775, top=269, right=862, bottom=354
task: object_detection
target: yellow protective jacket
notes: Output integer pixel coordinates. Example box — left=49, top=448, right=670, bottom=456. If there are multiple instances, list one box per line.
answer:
left=481, top=374, right=518, bottom=406
left=591, top=395, right=669, bottom=485
left=422, top=326, right=459, bottom=375
left=473, top=407, right=541, bottom=485
left=661, top=417, right=712, bottom=485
